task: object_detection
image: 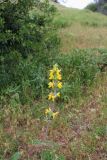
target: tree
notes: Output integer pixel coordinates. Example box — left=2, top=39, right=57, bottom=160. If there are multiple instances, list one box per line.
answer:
left=94, top=0, right=107, bottom=14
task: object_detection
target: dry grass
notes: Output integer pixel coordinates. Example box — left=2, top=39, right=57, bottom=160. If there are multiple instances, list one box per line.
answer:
left=53, top=4, right=107, bottom=53
left=59, top=24, right=107, bottom=53
left=0, top=74, right=107, bottom=159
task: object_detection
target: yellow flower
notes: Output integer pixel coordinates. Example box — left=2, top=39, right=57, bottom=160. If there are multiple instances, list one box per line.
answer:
left=49, top=69, right=54, bottom=73
left=57, top=74, right=62, bottom=81
left=45, top=108, right=52, bottom=115
left=52, top=112, right=59, bottom=119
left=49, top=70, right=54, bottom=80
left=57, top=82, right=62, bottom=89
left=49, top=64, right=62, bottom=80
left=48, top=92, right=53, bottom=100
left=48, top=93, right=55, bottom=101
left=56, top=69, right=61, bottom=75
left=56, top=92, right=60, bottom=97
left=53, top=64, right=58, bottom=72
left=56, top=71, right=62, bottom=80
left=56, top=68, right=62, bottom=80
left=48, top=82, right=54, bottom=88
left=51, top=95, right=55, bottom=101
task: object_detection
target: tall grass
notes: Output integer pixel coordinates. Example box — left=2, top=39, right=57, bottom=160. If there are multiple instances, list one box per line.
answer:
left=53, top=5, right=107, bottom=52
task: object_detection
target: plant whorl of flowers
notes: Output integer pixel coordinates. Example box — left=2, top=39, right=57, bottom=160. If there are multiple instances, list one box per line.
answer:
left=45, top=64, right=62, bottom=120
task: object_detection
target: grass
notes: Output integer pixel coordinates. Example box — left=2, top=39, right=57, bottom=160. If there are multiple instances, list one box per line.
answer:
left=1, top=72, right=107, bottom=159
left=53, top=4, right=107, bottom=52
left=1, top=2, right=107, bottom=160
left=59, top=24, right=107, bottom=52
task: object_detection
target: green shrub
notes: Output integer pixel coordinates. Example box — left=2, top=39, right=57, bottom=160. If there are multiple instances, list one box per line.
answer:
left=86, top=3, right=97, bottom=12
left=1, top=46, right=107, bottom=104
left=0, top=0, right=59, bottom=101
left=56, top=49, right=100, bottom=100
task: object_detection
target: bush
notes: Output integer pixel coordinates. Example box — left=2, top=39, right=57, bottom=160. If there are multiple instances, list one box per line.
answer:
left=55, top=49, right=101, bottom=100
left=86, top=3, right=97, bottom=12
left=0, top=0, right=59, bottom=101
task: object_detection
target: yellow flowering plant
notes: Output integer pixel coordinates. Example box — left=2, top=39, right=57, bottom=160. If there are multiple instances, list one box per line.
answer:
left=45, top=107, right=59, bottom=120
left=48, top=64, right=62, bottom=101
left=45, top=64, right=62, bottom=120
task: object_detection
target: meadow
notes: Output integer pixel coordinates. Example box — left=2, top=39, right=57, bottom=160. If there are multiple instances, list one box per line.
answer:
left=0, top=1, right=107, bottom=160
left=54, top=4, right=107, bottom=52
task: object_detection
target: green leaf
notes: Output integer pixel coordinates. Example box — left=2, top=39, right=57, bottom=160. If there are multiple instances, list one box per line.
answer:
left=11, top=152, right=21, bottom=160
left=32, top=139, right=59, bottom=148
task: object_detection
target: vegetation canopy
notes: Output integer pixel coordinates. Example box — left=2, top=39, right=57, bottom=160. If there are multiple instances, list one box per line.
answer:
left=0, top=0, right=59, bottom=97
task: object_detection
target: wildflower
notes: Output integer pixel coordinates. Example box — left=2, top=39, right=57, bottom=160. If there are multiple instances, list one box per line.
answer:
left=52, top=112, right=59, bottom=119
left=51, top=95, right=56, bottom=101
left=53, top=64, right=58, bottom=72
left=45, top=108, right=52, bottom=115
left=56, top=69, right=61, bottom=74
left=48, top=92, right=55, bottom=101
left=56, top=92, right=60, bottom=97
left=46, top=64, right=62, bottom=120
left=49, top=70, right=54, bottom=80
left=57, top=73, right=62, bottom=80
left=48, top=82, right=54, bottom=88
left=49, top=74, right=54, bottom=80
left=57, top=82, right=62, bottom=89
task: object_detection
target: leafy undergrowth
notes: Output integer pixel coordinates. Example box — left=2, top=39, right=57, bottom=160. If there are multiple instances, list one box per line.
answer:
left=0, top=73, right=107, bottom=160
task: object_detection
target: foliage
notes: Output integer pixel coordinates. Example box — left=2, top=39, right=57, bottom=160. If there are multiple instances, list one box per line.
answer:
left=86, top=3, right=97, bottom=12
left=1, top=48, right=107, bottom=104
left=11, top=152, right=21, bottom=160
left=56, top=49, right=101, bottom=100
left=0, top=74, right=107, bottom=159
left=54, top=7, right=107, bottom=28
left=0, top=0, right=59, bottom=100
left=40, top=150, right=65, bottom=160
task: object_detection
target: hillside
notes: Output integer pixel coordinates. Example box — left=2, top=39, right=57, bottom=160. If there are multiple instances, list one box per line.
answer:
left=0, top=2, right=107, bottom=160
left=53, top=4, right=107, bottom=52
